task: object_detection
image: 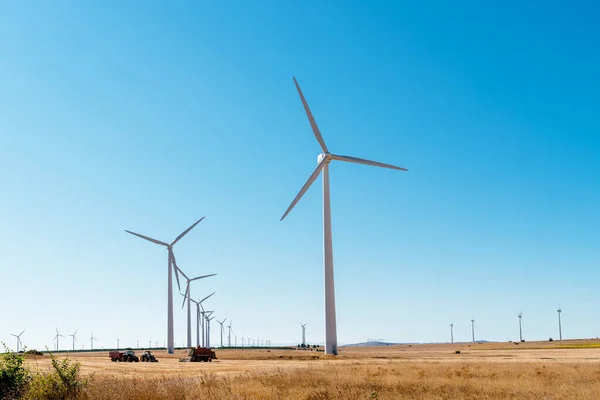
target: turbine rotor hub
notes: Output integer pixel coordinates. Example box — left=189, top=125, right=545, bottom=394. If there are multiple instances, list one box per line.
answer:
left=318, top=152, right=332, bottom=164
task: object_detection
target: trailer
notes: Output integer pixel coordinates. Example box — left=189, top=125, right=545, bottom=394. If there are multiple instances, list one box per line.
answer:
left=109, top=349, right=139, bottom=362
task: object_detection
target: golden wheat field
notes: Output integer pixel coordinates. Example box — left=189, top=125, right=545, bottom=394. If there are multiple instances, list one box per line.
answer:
left=24, top=339, right=600, bottom=399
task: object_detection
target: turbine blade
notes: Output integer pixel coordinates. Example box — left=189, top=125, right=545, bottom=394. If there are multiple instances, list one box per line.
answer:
left=281, top=157, right=327, bottom=221
left=199, top=292, right=216, bottom=304
left=293, top=77, right=328, bottom=153
left=331, top=154, right=408, bottom=171
left=190, top=273, right=217, bottom=282
left=124, top=230, right=169, bottom=246
left=181, top=284, right=190, bottom=309
left=169, top=250, right=184, bottom=290
left=171, top=217, right=205, bottom=246
left=19, top=330, right=25, bottom=336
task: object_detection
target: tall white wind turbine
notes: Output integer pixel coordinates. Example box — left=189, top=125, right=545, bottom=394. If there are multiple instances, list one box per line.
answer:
left=557, top=306, right=563, bottom=341
left=281, top=77, right=408, bottom=355
left=10, top=330, right=25, bottom=352
left=227, top=321, right=232, bottom=347
left=217, top=318, right=227, bottom=348
left=53, top=328, right=65, bottom=351
left=69, top=330, right=78, bottom=351
left=125, top=217, right=205, bottom=354
left=301, top=322, right=307, bottom=346
left=450, top=323, right=454, bottom=344
left=90, top=333, right=97, bottom=350
left=471, top=317, right=475, bottom=343
left=518, top=311, right=523, bottom=342
left=180, top=272, right=217, bottom=347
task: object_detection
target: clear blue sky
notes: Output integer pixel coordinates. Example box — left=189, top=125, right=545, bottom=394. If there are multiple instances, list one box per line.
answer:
left=1, top=1, right=599, bottom=351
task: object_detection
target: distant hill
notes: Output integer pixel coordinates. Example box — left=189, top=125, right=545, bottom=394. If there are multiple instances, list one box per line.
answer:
left=343, top=340, right=490, bottom=347
left=342, top=341, right=403, bottom=347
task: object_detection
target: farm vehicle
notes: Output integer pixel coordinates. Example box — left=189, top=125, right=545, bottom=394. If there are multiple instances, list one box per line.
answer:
left=109, top=349, right=139, bottom=362
left=180, top=346, right=217, bottom=362
left=141, top=351, right=158, bottom=362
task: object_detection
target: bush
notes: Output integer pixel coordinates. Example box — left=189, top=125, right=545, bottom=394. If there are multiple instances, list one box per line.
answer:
left=26, top=351, right=90, bottom=400
left=0, top=343, right=31, bottom=399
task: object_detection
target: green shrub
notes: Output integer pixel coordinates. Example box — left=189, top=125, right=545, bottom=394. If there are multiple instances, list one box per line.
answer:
left=0, top=343, right=31, bottom=399
left=26, top=351, right=90, bottom=400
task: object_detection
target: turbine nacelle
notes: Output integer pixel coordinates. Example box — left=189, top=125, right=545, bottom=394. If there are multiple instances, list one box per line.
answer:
left=317, top=153, right=332, bottom=164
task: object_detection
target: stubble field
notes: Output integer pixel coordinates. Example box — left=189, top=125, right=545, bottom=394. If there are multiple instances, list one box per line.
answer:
left=24, top=339, right=600, bottom=399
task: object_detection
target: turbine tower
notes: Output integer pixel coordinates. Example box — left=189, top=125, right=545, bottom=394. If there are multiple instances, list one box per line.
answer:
left=280, top=77, right=408, bottom=355
left=89, top=333, right=97, bottom=350
left=301, top=322, right=307, bottom=346
left=187, top=292, right=215, bottom=347
left=471, top=317, right=475, bottom=343
left=450, top=323, right=454, bottom=344
left=557, top=307, right=563, bottom=341
left=69, top=330, right=78, bottom=351
left=518, top=311, right=523, bottom=342
left=125, top=217, right=205, bottom=354
left=53, top=328, right=65, bottom=351
left=207, top=316, right=215, bottom=347
left=204, top=310, right=214, bottom=347
left=180, top=272, right=217, bottom=347
left=227, top=321, right=232, bottom=347
left=10, top=330, right=25, bottom=352
left=217, top=318, right=227, bottom=348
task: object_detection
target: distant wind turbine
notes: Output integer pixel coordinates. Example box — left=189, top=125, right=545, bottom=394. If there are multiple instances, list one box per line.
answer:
left=557, top=307, right=563, bottom=341
left=180, top=272, right=216, bottom=347
left=227, top=321, right=233, bottom=347
left=53, top=328, right=65, bottom=351
left=186, top=291, right=215, bottom=347
left=518, top=311, right=523, bottom=342
left=471, top=317, right=475, bottom=343
left=280, top=77, right=408, bottom=355
left=89, top=333, right=97, bottom=350
left=10, top=330, right=25, bottom=352
left=125, top=217, right=205, bottom=354
left=207, top=316, right=215, bottom=347
left=301, top=322, right=307, bottom=346
left=450, top=323, right=454, bottom=344
left=69, top=330, right=78, bottom=351
left=217, top=318, right=227, bottom=348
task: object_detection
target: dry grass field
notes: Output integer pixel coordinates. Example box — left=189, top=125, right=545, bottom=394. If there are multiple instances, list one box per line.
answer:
left=23, top=339, right=600, bottom=399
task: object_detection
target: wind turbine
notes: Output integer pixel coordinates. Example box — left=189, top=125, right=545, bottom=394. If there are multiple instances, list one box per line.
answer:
left=280, top=77, right=408, bottom=355
left=125, top=217, right=205, bottom=354
left=241, top=335, right=245, bottom=347
left=207, top=316, right=215, bottom=347
left=186, top=292, right=215, bottom=347
left=53, top=328, right=65, bottom=351
left=235, top=336, right=237, bottom=347
left=301, top=322, right=307, bottom=346
left=227, top=321, right=232, bottom=347
left=10, top=330, right=25, bottom=352
left=89, top=333, right=97, bottom=350
left=471, top=317, right=475, bottom=343
left=518, top=311, right=523, bottom=342
left=69, top=330, right=78, bottom=351
left=557, top=307, right=563, bottom=341
left=450, top=323, right=454, bottom=344
left=180, top=272, right=216, bottom=347
left=217, top=318, right=227, bottom=348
